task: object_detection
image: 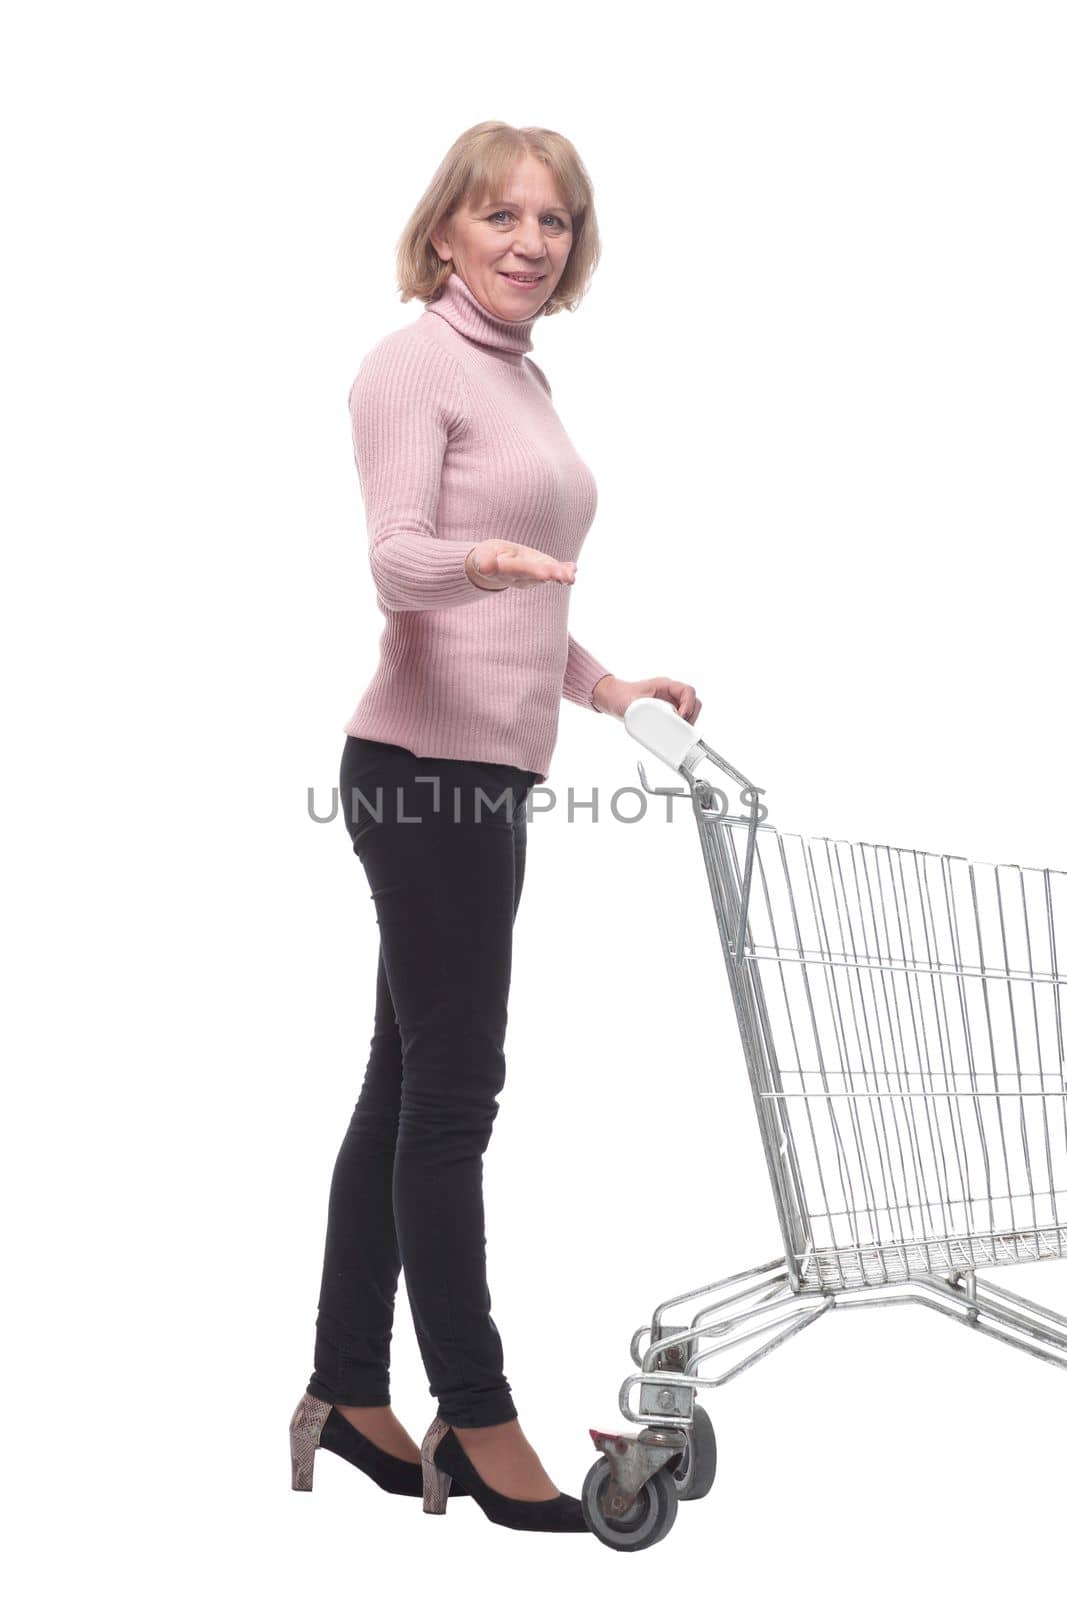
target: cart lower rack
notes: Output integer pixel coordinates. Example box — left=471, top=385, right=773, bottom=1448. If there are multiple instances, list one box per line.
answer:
left=581, top=699, right=1067, bottom=1552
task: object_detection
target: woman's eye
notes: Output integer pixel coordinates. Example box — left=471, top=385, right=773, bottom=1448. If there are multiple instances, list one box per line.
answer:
left=488, top=211, right=568, bottom=229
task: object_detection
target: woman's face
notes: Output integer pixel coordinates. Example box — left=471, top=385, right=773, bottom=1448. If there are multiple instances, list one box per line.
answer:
left=430, top=155, right=573, bottom=323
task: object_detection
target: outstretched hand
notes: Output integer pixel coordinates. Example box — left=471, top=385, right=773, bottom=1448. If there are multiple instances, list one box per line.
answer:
left=466, top=540, right=577, bottom=591
left=591, top=675, right=702, bottom=724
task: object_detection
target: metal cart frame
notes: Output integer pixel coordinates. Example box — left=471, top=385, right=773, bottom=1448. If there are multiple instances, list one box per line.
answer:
left=582, top=699, right=1067, bottom=1552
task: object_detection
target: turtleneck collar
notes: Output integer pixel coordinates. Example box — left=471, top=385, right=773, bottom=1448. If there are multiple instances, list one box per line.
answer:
left=425, top=271, right=541, bottom=356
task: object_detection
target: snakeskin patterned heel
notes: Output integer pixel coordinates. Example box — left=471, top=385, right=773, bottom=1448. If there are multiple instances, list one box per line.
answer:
left=291, top=1392, right=459, bottom=1497
left=420, top=1417, right=453, bottom=1514
left=290, top=1392, right=332, bottom=1491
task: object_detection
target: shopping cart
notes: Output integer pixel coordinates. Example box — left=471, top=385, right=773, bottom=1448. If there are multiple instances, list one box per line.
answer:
left=581, top=698, right=1067, bottom=1552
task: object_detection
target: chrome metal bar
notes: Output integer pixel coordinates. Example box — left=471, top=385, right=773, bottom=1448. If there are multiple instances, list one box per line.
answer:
left=619, top=1261, right=1067, bottom=1434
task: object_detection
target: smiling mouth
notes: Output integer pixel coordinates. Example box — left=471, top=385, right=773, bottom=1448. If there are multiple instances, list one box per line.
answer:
left=500, top=271, right=544, bottom=282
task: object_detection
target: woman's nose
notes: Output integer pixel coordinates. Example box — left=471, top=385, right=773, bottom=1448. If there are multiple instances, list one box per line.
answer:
left=514, top=226, right=546, bottom=260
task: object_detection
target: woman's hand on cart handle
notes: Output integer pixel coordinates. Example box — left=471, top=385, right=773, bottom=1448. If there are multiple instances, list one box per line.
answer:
left=465, top=540, right=577, bottom=592
left=592, top=675, right=702, bottom=724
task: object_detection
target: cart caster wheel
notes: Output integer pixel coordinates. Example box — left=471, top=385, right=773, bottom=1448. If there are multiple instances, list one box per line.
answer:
left=581, top=1457, right=679, bottom=1552
left=674, top=1403, right=717, bottom=1500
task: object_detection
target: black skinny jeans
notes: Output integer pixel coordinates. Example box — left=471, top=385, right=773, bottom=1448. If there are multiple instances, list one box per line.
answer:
left=308, top=736, right=538, bottom=1428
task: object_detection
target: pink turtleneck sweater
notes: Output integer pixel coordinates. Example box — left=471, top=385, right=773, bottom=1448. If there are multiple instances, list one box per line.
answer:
left=341, top=271, right=611, bottom=783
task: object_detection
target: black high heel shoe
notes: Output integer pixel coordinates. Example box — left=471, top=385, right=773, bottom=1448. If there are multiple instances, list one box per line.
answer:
left=289, top=1393, right=469, bottom=1497
left=420, top=1417, right=589, bottom=1533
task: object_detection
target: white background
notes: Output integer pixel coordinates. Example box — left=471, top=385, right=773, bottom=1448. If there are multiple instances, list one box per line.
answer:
left=4, top=0, right=1065, bottom=1593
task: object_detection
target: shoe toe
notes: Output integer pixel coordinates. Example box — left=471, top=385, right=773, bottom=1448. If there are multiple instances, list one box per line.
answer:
left=557, top=1492, right=591, bottom=1531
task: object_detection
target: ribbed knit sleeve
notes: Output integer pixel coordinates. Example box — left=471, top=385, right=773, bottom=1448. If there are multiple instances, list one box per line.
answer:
left=348, top=336, right=490, bottom=612
left=562, top=631, right=612, bottom=712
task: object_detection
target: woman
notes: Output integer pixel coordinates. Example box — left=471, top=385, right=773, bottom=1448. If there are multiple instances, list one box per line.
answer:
left=290, top=121, right=701, bottom=1535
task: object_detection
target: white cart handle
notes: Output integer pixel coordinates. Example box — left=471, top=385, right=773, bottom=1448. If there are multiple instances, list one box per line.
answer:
left=623, top=697, right=702, bottom=773
left=623, top=697, right=755, bottom=791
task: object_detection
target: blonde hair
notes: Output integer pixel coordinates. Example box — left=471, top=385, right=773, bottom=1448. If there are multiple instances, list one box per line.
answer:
left=395, top=121, right=601, bottom=317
